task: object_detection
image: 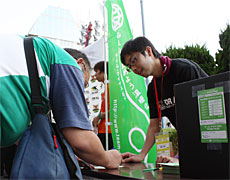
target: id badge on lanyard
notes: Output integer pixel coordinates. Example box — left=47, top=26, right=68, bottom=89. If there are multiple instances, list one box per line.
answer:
left=153, top=75, right=171, bottom=156
left=155, top=131, right=171, bottom=157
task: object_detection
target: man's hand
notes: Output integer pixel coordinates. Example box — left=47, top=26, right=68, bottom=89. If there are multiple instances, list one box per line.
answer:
left=121, top=152, right=144, bottom=163
left=105, top=149, right=122, bottom=169
left=155, top=155, right=179, bottom=167
left=62, top=128, right=121, bottom=169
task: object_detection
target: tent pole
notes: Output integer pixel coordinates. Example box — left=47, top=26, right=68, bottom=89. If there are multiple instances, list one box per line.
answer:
left=140, top=0, right=149, bottom=86
left=103, top=0, right=109, bottom=151
left=140, top=0, right=145, bottom=36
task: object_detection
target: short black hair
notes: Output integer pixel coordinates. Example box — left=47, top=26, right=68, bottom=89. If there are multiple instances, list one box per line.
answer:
left=64, top=48, right=91, bottom=69
left=94, top=61, right=108, bottom=77
left=120, top=36, right=161, bottom=65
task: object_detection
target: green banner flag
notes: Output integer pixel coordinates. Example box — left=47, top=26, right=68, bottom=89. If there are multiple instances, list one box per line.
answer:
left=106, top=0, right=157, bottom=163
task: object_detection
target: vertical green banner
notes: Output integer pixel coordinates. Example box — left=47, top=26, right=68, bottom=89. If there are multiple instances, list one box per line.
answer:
left=106, top=0, right=156, bottom=163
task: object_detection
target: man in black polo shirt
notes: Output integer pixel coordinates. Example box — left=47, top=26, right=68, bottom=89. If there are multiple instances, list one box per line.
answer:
left=120, top=36, right=208, bottom=163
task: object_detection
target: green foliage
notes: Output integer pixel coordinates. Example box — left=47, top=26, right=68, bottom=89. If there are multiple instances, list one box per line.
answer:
left=215, top=23, right=230, bottom=73
left=162, top=128, right=178, bottom=155
left=162, top=44, right=216, bottom=75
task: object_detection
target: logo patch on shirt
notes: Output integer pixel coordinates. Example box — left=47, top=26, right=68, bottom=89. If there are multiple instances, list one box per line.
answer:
left=160, top=96, right=175, bottom=110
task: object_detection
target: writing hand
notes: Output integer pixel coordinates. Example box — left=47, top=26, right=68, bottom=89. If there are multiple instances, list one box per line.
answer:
left=121, top=152, right=144, bottom=163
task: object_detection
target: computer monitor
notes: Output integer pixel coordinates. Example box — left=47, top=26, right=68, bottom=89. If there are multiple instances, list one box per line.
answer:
left=174, top=71, right=230, bottom=179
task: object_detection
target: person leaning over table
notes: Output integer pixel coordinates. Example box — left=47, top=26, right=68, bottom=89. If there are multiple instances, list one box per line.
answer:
left=0, top=34, right=122, bottom=174
left=63, top=48, right=102, bottom=169
left=120, top=36, right=208, bottom=164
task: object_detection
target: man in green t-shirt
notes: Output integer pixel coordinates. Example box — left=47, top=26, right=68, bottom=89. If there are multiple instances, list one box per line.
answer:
left=0, top=34, right=121, bottom=177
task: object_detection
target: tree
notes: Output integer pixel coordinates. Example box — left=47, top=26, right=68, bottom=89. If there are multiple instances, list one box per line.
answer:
left=162, top=44, right=215, bottom=75
left=215, top=23, right=230, bottom=73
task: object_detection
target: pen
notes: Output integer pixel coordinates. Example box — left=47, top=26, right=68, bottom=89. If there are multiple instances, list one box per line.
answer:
left=143, top=167, right=162, bottom=172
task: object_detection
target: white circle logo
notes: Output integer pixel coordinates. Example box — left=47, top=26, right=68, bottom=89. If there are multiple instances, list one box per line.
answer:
left=129, top=128, right=146, bottom=152
left=111, top=3, right=123, bottom=32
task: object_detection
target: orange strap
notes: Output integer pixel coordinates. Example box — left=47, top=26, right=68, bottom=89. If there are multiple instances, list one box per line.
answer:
left=153, top=72, right=164, bottom=124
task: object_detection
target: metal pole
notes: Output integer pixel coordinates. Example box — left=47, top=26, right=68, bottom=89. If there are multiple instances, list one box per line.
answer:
left=103, top=0, right=109, bottom=151
left=140, top=0, right=145, bottom=36
left=140, top=0, right=149, bottom=85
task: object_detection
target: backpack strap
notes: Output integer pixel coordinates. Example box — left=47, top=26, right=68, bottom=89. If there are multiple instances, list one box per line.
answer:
left=24, top=36, right=44, bottom=114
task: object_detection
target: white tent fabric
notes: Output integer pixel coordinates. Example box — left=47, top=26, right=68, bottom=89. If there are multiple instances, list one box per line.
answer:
left=81, top=37, right=105, bottom=68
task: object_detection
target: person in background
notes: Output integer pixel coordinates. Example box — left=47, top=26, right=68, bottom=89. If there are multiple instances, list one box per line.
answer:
left=92, top=61, right=114, bottom=150
left=0, top=35, right=121, bottom=178
left=120, top=36, right=208, bottom=164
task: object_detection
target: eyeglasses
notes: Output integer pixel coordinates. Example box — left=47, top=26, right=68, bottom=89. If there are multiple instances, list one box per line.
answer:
left=126, top=53, right=139, bottom=72
left=81, top=61, right=89, bottom=88
left=82, top=61, right=87, bottom=72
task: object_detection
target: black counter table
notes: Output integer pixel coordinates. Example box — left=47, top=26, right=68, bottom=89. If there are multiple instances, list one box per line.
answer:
left=82, top=162, right=180, bottom=179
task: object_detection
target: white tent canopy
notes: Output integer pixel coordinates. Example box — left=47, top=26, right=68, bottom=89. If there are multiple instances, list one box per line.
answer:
left=81, top=37, right=105, bottom=69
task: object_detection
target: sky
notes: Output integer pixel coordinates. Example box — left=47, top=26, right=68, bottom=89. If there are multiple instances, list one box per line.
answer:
left=0, top=0, right=229, bottom=58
